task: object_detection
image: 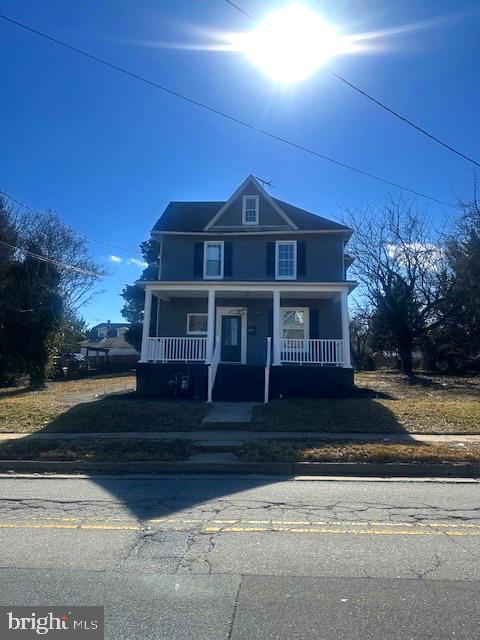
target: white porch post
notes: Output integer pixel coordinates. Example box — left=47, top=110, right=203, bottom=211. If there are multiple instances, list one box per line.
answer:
left=340, top=289, right=352, bottom=368
left=205, top=289, right=216, bottom=363
left=272, top=289, right=281, bottom=365
left=140, top=286, right=153, bottom=363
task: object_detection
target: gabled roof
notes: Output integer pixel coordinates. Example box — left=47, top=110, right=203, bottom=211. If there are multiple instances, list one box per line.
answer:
left=91, top=322, right=130, bottom=330
left=152, top=177, right=352, bottom=234
left=152, top=202, right=223, bottom=232
left=270, top=198, right=351, bottom=232
left=204, top=175, right=297, bottom=230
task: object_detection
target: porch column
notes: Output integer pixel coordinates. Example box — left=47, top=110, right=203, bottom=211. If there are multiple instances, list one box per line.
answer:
left=205, top=289, right=216, bottom=363
left=272, top=289, right=281, bottom=365
left=340, top=289, right=352, bottom=368
left=139, top=286, right=153, bottom=362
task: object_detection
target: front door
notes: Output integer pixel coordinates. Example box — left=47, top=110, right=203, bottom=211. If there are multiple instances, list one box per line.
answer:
left=221, top=315, right=242, bottom=362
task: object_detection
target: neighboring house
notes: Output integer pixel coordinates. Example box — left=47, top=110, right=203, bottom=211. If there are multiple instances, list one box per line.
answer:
left=86, top=322, right=130, bottom=342
left=137, top=175, right=356, bottom=401
left=79, top=322, right=139, bottom=360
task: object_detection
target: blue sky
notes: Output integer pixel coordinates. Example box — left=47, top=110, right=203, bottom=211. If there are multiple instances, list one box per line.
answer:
left=1, top=0, right=479, bottom=325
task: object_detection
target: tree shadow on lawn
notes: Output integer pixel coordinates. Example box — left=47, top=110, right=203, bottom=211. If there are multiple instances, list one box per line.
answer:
left=0, top=389, right=418, bottom=521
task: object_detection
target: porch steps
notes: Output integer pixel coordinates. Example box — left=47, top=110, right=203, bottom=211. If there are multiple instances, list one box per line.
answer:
left=212, top=364, right=265, bottom=402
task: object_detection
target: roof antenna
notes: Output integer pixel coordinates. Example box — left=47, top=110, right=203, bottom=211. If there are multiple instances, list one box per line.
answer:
left=254, top=176, right=274, bottom=190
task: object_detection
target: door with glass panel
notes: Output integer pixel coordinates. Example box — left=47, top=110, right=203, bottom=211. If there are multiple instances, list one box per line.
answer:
left=221, top=315, right=242, bottom=362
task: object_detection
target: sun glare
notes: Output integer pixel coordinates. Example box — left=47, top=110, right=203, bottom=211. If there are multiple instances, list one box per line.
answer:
left=235, top=4, right=348, bottom=84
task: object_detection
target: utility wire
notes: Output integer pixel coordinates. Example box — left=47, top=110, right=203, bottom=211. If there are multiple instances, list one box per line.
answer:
left=222, top=0, right=256, bottom=21
left=0, top=239, right=136, bottom=287
left=221, top=0, right=480, bottom=168
left=0, top=13, right=461, bottom=210
left=0, top=240, right=104, bottom=278
left=0, top=190, right=143, bottom=255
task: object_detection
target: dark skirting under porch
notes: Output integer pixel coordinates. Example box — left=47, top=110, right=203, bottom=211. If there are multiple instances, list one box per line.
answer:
left=137, top=362, right=354, bottom=401
left=269, top=365, right=354, bottom=399
left=136, top=362, right=208, bottom=400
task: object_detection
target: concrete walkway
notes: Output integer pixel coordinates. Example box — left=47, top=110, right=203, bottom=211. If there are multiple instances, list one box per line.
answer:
left=1, top=431, right=479, bottom=444
left=202, top=402, right=258, bottom=424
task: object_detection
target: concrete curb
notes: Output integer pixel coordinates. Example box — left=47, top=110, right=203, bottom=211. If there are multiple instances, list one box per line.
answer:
left=0, top=459, right=478, bottom=477
left=293, top=462, right=480, bottom=477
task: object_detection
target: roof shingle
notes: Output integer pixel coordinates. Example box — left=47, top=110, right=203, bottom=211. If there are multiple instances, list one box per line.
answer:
left=152, top=198, right=351, bottom=233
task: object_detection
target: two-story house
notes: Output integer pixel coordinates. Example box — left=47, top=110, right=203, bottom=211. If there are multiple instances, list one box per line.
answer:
left=137, top=176, right=356, bottom=401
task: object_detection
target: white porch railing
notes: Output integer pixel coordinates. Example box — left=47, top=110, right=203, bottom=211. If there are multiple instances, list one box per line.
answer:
left=280, top=339, right=344, bottom=365
left=207, top=336, right=221, bottom=403
left=144, top=337, right=207, bottom=362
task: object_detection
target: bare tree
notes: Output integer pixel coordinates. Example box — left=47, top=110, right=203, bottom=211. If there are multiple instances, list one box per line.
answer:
left=345, top=197, right=446, bottom=376
left=21, top=210, right=104, bottom=313
left=349, top=303, right=374, bottom=371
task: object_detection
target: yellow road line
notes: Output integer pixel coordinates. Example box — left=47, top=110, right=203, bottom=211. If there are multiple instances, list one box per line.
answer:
left=203, top=525, right=480, bottom=537
left=0, top=520, right=479, bottom=536
left=0, top=523, right=143, bottom=531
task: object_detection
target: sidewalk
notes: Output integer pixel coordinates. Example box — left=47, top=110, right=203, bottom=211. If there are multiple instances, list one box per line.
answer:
left=0, top=431, right=479, bottom=444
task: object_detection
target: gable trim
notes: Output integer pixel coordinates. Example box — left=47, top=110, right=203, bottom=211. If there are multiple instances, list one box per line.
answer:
left=204, top=176, right=298, bottom=231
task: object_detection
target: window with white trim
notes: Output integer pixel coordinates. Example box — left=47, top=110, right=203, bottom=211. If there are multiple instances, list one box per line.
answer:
left=281, top=308, right=309, bottom=340
left=242, top=195, right=259, bottom=225
left=187, top=313, right=208, bottom=335
left=275, top=240, right=297, bottom=280
left=204, top=241, right=224, bottom=279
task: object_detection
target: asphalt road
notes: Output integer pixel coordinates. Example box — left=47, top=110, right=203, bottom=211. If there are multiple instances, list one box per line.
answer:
left=0, top=473, right=479, bottom=639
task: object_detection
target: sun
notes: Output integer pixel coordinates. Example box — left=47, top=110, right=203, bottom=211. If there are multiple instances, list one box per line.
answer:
left=235, top=4, right=347, bottom=84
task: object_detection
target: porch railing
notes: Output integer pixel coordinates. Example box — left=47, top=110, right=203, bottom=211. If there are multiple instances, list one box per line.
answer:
left=144, top=337, right=207, bottom=362
left=280, top=339, right=344, bottom=365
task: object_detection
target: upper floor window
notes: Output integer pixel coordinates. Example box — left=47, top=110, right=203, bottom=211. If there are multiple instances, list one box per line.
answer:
left=276, top=240, right=297, bottom=280
left=242, top=195, right=259, bottom=225
left=204, top=241, right=224, bottom=279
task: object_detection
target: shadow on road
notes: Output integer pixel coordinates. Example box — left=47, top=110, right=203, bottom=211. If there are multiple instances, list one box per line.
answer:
left=0, top=382, right=419, bottom=521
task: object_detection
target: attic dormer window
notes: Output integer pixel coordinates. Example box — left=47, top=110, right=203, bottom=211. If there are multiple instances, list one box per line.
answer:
left=242, top=196, right=259, bottom=225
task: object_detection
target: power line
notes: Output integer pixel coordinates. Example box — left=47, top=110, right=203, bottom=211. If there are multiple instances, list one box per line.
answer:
left=221, top=0, right=480, bottom=169
left=0, top=13, right=461, bottom=210
left=0, top=239, right=134, bottom=287
left=222, top=0, right=256, bottom=21
left=0, top=190, right=142, bottom=255
left=0, top=240, right=104, bottom=278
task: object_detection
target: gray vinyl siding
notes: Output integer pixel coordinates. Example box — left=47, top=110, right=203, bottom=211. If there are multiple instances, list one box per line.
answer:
left=159, top=233, right=345, bottom=282
left=212, top=182, right=287, bottom=227
left=156, top=296, right=342, bottom=365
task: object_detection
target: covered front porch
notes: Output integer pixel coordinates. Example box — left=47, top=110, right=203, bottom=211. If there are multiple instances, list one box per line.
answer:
left=137, top=282, right=354, bottom=401
left=139, top=283, right=353, bottom=369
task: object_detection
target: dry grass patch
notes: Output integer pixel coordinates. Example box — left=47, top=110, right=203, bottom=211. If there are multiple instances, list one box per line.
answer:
left=252, top=370, right=480, bottom=434
left=0, top=374, right=209, bottom=433
left=252, top=398, right=480, bottom=434
left=0, top=438, right=195, bottom=462
left=238, top=440, right=480, bottom=464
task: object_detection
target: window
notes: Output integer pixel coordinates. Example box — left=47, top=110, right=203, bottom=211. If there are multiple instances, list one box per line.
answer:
left=275, top=241, right=297, bottom=279
left=242, top=195, right=259, bottom=225
left=187, top=313, right=208, bottom=335
left=204, top=241, right=224, bottom=279
left=281, top=308, right=309, bottom=340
